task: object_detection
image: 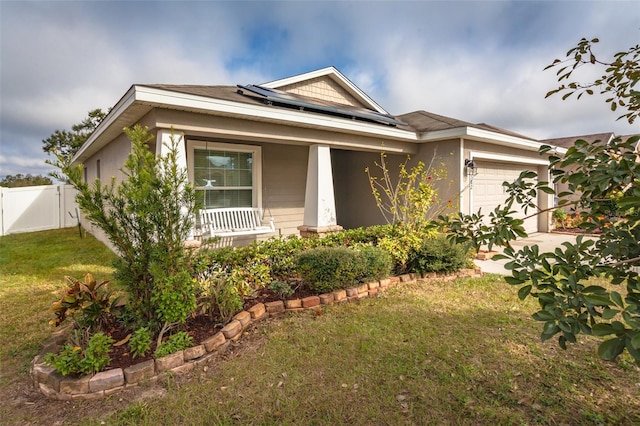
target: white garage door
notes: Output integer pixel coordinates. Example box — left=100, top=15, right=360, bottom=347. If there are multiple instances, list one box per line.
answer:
left=472, top=161, right=538, bottom=233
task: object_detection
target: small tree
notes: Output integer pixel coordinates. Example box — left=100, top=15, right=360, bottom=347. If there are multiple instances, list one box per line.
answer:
left=53, top=125, right=197, bottom=337
left=365, top=152, right=450, bottom=230
left=43, top=108, right=107, bottom=161
left=440, top=38, right=640, bottom=364
left=365, top=151, right=454, bottom=272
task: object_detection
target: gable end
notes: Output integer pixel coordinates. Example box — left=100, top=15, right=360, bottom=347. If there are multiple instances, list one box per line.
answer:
left=277, top=76, right=366, bottom=109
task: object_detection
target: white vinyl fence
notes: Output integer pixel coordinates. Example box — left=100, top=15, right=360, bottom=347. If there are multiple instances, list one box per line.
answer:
left=0, top=185, right=79, bottom=236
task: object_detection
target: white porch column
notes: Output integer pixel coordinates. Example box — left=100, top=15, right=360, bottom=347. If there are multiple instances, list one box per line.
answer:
left=298, top=145, right=343, bottom=237
left=156, top=129, right=199, bottom=245
left=156, top=129, right=187, bottom=169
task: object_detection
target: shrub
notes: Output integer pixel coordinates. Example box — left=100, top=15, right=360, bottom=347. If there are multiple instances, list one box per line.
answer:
left=50, top=273, right=120, bottom=332
left=553, top=209, right=568, bottom=228
left=260, top=236, right=319, bottom=279
left=407, top=234, right=471, bottom=274
left=228, top=259, right=272, bottom=297
left=129, top=327, right=152, bottom=359
left=150, top=264, right=197, bottom=326
left=269, top=280, right=295, bottom=300
left=45, top=344, right=83, bottom=376
left=155, top=331, right=194, bottom=358
left=196, top=273, right=243, bottom=325
left=82, top=333, right=114, bottom=374
left=45, top=332, right=114, bottom=376
left=319, top=224, right=394, bottom=247
left=358, top=245, right=393, bottom=282
left=194, top=226, right=397, bottom=285
left=366, top=152, right=449, bottom=229
left=55, top=125, right=197, bottom=328
left=376, top=224, right=437, bottom=273
left=296, top=247, right=367, bottom=293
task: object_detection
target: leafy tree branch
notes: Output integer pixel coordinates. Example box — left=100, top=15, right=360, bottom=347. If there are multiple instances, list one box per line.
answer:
left=544, top=37, right=639, bottom=124
left=440, top=38, right=640, bottom=364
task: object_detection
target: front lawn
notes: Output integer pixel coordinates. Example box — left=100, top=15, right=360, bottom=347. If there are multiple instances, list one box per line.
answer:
left=94, top=277, right=638, bottom=426
left=0, top=228, right=116, bottom=383
left=1, top=229, right=638, bottom=425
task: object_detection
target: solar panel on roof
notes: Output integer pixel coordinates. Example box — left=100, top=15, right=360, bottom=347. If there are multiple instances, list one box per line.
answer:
left=237, top=84, right=405, bottom=127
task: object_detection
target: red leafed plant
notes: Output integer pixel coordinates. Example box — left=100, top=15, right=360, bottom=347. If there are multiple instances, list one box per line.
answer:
left=50, top=273, right=121, bottom=332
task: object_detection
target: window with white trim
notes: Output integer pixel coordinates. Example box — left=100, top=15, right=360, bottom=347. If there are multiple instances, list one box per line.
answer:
left=188, top=141, right=262, bottom=209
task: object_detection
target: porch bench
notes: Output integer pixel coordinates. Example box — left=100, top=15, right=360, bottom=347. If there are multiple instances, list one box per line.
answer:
left=199, top=207, right=275, bottom=238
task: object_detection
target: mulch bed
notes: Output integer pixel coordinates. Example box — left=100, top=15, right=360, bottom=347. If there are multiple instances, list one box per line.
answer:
left=104, top=283, right=317, bottom=371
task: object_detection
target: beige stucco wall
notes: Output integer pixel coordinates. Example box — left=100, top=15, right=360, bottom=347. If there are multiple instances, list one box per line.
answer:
left=333, top=149, right=388, bottom=228
left=83, top=132, right=132, bottom=184
left=332, top=141, right=463, bottom=229
left=260, top=143, right=308, bottom=237
left=414, top=139, right=462, bottom=218
left=80, top=132, right=136, bottom=250
left=333, top=149, right=446, bottom=229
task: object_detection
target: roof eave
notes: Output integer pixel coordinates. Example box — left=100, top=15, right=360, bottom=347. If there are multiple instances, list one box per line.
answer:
left=72, top=85, right=419, bottom=165
left=419, top=126, right=567, bottom=155
left=72, top=85, right=139, bottom=165
left=132, top=86, right=416, bottom=140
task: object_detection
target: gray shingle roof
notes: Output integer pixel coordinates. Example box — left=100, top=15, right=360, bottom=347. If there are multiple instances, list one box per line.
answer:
left=139, top=85, right=539, bottom=140
left=397, top=110, right=537, bottom=140
left=140, top=84, right=261, bottom=106
left=540, top=132, right=615, bottom=148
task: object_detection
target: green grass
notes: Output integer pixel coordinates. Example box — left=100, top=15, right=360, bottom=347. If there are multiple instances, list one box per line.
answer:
left=89, top=277, right=638, bottom=425
left=0, top=228, right=116, bottom=381
left=1, top=229, right=639, bottom=425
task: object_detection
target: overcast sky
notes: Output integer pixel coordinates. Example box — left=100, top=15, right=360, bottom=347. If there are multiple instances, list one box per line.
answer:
left=1, top=0, right=638, bottom=178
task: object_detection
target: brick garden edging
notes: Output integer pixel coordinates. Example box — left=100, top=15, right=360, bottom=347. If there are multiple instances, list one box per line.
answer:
left=31, top=268, right=482, bottom=400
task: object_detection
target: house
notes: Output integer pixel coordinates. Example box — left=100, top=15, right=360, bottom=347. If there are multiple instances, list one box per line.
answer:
left=72, top=66, right=561, bottom=246
left=541, top=132, right=638, bottom=215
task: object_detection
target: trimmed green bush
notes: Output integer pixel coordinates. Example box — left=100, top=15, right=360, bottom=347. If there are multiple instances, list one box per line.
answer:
left=195, top=225, right=456, bottom=300
left=407, top=234, right=471, bottom=274
left=296, top=247, right=367, bottom=293
left=358, top=245, right=393, bottom=282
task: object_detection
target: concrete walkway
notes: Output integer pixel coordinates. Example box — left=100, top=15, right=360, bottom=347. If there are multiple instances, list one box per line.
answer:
left=473, top=232, right=597, bottom=275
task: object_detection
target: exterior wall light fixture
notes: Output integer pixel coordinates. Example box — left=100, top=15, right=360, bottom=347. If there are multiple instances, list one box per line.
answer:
left=464, top=158, right=478, bottom=176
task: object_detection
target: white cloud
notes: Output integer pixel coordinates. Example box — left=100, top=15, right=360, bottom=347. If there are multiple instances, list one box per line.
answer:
left=1, top=0, right=638, bottom=177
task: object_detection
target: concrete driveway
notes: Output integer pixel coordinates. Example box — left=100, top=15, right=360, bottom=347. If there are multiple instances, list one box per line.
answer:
left=473, top=232, right=597, bottom=275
